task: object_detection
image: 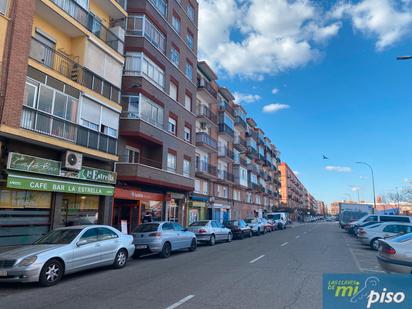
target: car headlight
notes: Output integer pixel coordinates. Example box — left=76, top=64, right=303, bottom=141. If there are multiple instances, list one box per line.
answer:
left=18, top=255, right=37, bottom=267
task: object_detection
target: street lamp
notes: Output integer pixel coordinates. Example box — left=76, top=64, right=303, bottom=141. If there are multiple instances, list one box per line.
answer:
left=397, top=56, right=412, bottom=60
left=356, top=162, right=376, bottom=213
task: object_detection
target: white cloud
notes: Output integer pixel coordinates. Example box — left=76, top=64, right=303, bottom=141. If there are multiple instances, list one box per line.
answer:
left=262, top=103, right=290, bottom=113
left=325, top=166, right=352, bottom=173
left=404, top=178, right=410, bottom=183
left=198, top=0, right=341, bottom=77
left=333, top=0, right=412, bottom=50
left=271, top=88, right=279, bottom=95
left=233, top=92, right=261, bottom=104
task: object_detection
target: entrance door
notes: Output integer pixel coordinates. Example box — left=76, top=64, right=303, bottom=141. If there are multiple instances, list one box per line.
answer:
left=113, top=204, right=140, bottom=234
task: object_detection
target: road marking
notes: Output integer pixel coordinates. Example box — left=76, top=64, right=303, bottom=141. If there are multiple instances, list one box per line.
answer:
left=296, top=235, right=300, bottom=239
left=348, top=247, right=362, bottom=272
left=165, top=295, right=195, bottom=309
left=249, top=255, right=265, bottom=264
left=360, top=268, right=385, bottom=273
left=281, top=242, right=288, bottom=247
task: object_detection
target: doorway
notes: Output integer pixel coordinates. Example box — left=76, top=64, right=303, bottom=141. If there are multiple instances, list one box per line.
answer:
left=113, top=202, right=140, bottom=233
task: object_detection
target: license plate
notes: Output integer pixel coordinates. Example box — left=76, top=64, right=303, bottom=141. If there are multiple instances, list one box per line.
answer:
left=0, top=270, right=7, bottom=277
left=136, top=245, right=148, bottom=249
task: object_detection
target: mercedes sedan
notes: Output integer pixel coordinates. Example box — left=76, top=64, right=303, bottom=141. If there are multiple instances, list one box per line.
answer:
left=0, top=225, right=135, bottom=286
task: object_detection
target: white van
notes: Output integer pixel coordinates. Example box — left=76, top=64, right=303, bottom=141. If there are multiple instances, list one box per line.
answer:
left=350, top=215, right=412, bottom=228
left=266, top=212, right=288, bottom=230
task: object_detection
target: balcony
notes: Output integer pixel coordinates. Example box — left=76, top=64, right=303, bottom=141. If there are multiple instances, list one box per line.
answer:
left=29, top=37, right=120, bottom=103
left=234, top=116, right=247, bottom=129
left=234, top=156, right=247, bottom=166
left=218, top=123, right=234, bottom=138
left=218, top=100, right=235, bottom=117
left=218, top=146, right=234, bottom=162
left=247, top=163, right=258, bottom=174
left=196, top=104, right=217, bottom=124
left=195, top=160, right=217, bottom=177
left=234, top=135, right=247, bottom=151
left=21, top=106, right=117, bottom=155
left=116, top=158, right=194, bottom=190
left=246, top=146, right=258, bottom=159
left=217, top=169, right=234, bottom=183
left=50, top=0, right=124, bottom=54
left=197, top=78, right=217, bottom=99
left=196, top=132, right=217, bottom=152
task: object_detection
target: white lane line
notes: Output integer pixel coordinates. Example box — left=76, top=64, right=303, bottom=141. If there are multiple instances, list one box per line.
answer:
left=360, top=268, right=385, bottom=273
left=249, top=255, right=265, bottom=264
left=348, top=247, right=362, bottom=272
left=281, top=242, right=289, bottom=247
left=165, top=295, right=195, bottom=309
left=296, top=235, right=300, bottom=239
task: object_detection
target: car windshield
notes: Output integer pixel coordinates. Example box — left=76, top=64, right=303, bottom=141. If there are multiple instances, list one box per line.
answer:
left=34, top=229, right=81, bottom=245
left=245, top=219, right=257, bottom=224
left=133, top=224, right=159, bottom=233
left=268, top=214, right=281, bottom=220
left=225, top=221, right=238, bottom=226
left=189, top=221, right=209, bottom=226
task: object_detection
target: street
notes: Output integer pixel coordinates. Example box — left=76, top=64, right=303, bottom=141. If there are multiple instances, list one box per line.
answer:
left=0, top=222, right=382, bottom=309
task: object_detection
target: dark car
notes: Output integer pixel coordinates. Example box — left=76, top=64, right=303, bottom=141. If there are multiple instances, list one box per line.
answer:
left=223, top=220, right=253, bottom=239
left=349, top=221, right=379, bottom=236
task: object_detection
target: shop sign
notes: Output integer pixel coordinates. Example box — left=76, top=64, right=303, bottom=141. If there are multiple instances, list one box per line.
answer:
left=7, top=174, right=114, bottom=196
left=7, top=152, right=116, bottom=184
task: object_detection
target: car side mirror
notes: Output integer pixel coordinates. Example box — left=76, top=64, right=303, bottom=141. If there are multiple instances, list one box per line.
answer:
left=76, top=239, right=88, bottom=247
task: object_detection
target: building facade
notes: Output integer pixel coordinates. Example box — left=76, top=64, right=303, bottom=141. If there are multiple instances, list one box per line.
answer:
left=0, top=0, right=127, bottom=245
left=114, top=0, right=199, bottom=231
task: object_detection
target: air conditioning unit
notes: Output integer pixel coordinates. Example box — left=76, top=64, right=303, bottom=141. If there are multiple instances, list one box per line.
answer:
left=62, top=151, right=83, bottom=171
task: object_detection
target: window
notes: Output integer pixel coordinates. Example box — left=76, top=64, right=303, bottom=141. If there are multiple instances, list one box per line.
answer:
left=184, top=126, right=191, bottom=142
left=247, top=192, right=252, bottom=203
left=80, top=98, right=101, bottom=130
left=168, top=117, right=177, bottom=134
left=195, top=179, right=201, bottom=193
left=173, top=223, right=184, bottom=231
left=202, top=181, right=208, bottom=195
left=97, top=228, right=118, bottom=240
left=126, top=146, right=140, bottom=163
left=0, top=0, right=7, bottom=15
left=186, top=32, right=194, bottom=49
left=240, top=167, right=248, bottom=187
left=80, top=228, right=98, bottom=244
left=162, top=223, right=174, bottom=230
left=170, top=47, right=180, bottom=66
left=124, top=52, right=165, bottom=89
left=172, top=14, right=181, bottom=33
left=250, top=173, right=258, bottom=184
left=223, top=186, right=228, bottom=198
left=234, top=190, right=241, bottom=201
left=187, top=4, right=194, bottom=21
left=167, top=152, right=176, bottom=172
left=23, top=81, right=38, bottom=108
left=169, top=81, right=178, bottom=101
left=149, top=0, right=167, bottom=17
left=185, top=61, right=193, bottom=79
left=184, top=94, right=192, bottom=111
left=138, top=95, right=164, bottom=128
left=183, top=159, right=191, bottom=177
left=224, top=113, right=234, bottom=129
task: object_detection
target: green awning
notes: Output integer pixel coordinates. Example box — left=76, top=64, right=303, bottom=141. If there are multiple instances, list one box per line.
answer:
left=7, top=173, right=114, bottom=196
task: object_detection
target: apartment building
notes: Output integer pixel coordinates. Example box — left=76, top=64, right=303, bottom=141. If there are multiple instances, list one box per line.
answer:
left=279, top=162, right=317, bottom=219
left=0, top=0, right=126, bottom=245
left=115, top=0, right=198, bottom=231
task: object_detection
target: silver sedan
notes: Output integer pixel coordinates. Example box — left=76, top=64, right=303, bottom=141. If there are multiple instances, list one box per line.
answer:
left=187, top=220, right=233, bottom=245
left=132, top=222, right=197, bottom=258
left=377, top=233, right=412, bottom=274
left=0, top=225, right=135, bottom=286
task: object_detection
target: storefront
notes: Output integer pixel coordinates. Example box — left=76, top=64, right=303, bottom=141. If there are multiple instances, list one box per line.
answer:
left=187, top=196, right=208, bottom=225
left=210, top=201, right=231, bottom=223
left=0, top=152, right=115, bottom=246
left=113, top=187, right=164, bottom=233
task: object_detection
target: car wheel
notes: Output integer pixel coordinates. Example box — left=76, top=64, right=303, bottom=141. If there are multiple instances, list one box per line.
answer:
left=370, top=238, right=381, bottom=251
left=209, top=235, right=216, bottom=246
left=159, top=242, right=172, bottom=258
left=227, top=232, right=233, bottom=242
left=248, top=230, right=253, bottom=238
left=39, top=259, right=64, bottom=287
left=113, top=249, right=128, bottom=268
left=189, top=238, right=197, bottom=252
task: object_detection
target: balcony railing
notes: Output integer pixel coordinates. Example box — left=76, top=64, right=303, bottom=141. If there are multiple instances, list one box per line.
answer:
left=218, top=123, right=234, bottom=137
left=196, top=132, right=217, bottom=150
left=197, top=78, right=217, bottom=99
left=50, top=0, right=124, bottom=54
left=218, top=146, right=234, bottom=160
left=234, top=156, right=247, bottom=166
left=246, top=146, right=258, bottom=158
left=234, top=116, right=247, bottom=129
left=29, top=37, right=120, bottom=103
left=196, top=104, right=217, bottom=123
left=218, top=100, right=235, bottom=116
left=118, top=155, right=162, bottom=169
left=121, top=111, right=164, bottom=130
left=217, top=169, right=234, bottom=182
left=196, top=160, right=217, bottom=176
left=21, top=106, right=117, bottom=155
left=234, top=135, right=247, bottom=149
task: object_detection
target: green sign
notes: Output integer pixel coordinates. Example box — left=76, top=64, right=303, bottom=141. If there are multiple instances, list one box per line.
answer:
left=7, top=152, right=116, bottom=184
left=7, top=174, right=114, bottom=196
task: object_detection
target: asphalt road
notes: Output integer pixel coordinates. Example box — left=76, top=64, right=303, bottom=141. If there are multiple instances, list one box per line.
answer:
left=0, top=222, right=373, bottom=309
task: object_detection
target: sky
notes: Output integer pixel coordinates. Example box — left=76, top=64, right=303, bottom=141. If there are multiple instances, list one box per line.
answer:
left=197, top=0, right=412, bottom=204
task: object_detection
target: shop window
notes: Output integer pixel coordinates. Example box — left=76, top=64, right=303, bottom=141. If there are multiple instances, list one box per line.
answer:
left=141, top=200, right=163, bottom=222
left=61, top=194, right=99, bottom=226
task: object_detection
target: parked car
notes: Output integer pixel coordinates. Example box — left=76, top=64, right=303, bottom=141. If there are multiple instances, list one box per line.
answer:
left=261, top=218, right=274, bottom=232
left=187, top=220, right=232, bottom=245
left=347, top=215, right=412, bottom=232
left=377, top=233, right=412, bottom=274
left=244, top=218, right=266, bottom=235
left=223, top=220, right=253, bottom=239
left=132, top=222, right=197, bottom=258
left=0, top=225, right=135, bottom=286
left=358, top=222, right=412, bottom=250
left=266, top=212, right=288, bottom=230
left=350, top=221, right=380, bottom=236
